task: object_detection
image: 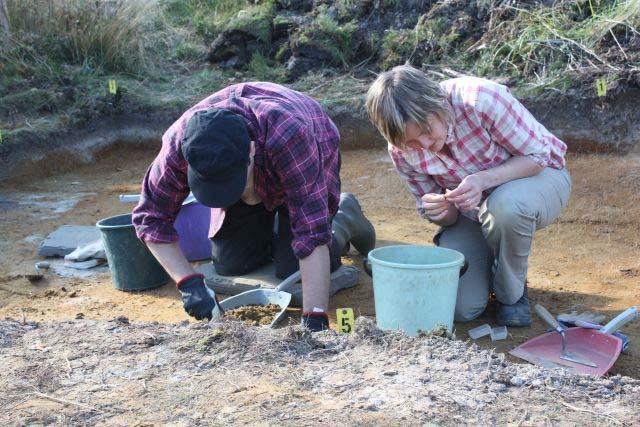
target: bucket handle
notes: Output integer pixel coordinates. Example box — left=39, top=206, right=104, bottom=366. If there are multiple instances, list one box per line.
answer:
left=363, top=258, right=468, bottom=278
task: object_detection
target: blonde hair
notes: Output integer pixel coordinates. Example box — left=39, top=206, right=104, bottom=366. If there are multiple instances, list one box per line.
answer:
left=365, top=64, right=453, bottom=148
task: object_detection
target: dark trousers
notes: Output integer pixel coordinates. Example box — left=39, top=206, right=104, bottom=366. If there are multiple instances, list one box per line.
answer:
left=211, top=201, right=341, bottom=279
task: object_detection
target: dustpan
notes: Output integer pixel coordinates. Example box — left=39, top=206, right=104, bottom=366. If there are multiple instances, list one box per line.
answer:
left=510, top=326, right=622, bottom=376
left=510, top=305, right=626, bottom=376
left=214, top=270, right=301, bottom=328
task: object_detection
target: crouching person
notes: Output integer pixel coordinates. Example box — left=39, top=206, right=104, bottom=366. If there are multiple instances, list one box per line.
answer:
left=133, top=82, right=375, bottom=331
left=365, top=65, right=570, bottom=326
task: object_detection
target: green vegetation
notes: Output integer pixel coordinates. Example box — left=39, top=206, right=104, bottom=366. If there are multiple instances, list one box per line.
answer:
left=381, top=17, right=437, bottom=69
left=311, top=11, right=359, bottom=66
left=247, top=52, right=286, bottom=82
left=0, top=0, right=247, bottom=146
left=162, top=0, right=243, bottom=40
left=379, top=1, right=639, bottom=95
left=1, top=0, right=638, bottom=147
left=475, top=0, right=638, bottom=95
left=473, top=0, right=640, bottom=92
left=226, top=1, right=276, bottom=43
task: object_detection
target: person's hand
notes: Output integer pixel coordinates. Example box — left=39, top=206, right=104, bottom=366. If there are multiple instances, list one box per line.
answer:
left=177, top=274, right=224, bottom=320
left=445, top=174, right=486, bottom=212
left=421, top=193, right=453, bottom=222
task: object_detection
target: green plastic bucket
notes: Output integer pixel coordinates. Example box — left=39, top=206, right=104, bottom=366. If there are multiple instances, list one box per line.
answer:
left=367, top=245, right=465, bottom=336
left=96, top=213, right=169, bottom=291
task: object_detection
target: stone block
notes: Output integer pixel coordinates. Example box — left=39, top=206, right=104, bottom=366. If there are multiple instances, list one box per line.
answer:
left=38, top=225, right=102, bottom=257
left=197, top=262, right=360, bottom=308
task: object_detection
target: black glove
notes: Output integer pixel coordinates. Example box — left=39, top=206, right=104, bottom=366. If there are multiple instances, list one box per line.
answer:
left=301, top=312, right=330, bottom=332
left=177, top=274, right=224, bottom=320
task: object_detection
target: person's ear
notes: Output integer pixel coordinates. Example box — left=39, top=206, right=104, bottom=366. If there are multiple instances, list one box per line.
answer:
left=249, top=141, right=256, bottom=157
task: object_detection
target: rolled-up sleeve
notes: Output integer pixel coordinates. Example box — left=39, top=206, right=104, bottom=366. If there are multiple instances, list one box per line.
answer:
left=271, top=116, right=332, bottom=259
left=132, top=129, right=190, bottom=243
left=477, top=84, right=551, bottom=167
left=389, top=148, right=441, bottom=219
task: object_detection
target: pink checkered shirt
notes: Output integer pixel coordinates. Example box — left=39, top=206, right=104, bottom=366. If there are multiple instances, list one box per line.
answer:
left=389, top=76, right=567, bottom=220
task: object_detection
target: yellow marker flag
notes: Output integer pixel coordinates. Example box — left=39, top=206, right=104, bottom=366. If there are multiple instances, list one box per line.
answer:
left=336, top=308, right=355, bottom=333
left=595, top=78, right=607, bottom=97
left=108, top=79, right=118, bottom=95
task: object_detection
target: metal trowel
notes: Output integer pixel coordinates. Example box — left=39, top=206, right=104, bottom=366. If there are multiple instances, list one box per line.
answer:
left=534, top=304, right=597, bottom=367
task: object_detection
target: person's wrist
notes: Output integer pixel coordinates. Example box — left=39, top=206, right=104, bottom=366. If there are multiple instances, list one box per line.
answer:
left=176, top=273, right=205, bottom=289
left=473, top=170, right=491, bottom=191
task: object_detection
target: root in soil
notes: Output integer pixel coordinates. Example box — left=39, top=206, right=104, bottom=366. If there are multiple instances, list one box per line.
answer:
left=225, top=304, right=281, bottom=326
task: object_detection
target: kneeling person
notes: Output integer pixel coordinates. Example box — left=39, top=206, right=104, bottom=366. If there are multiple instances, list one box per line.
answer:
left=365, top=65, right=570, bottom=326
left=133, top=82, right=375, bottom=331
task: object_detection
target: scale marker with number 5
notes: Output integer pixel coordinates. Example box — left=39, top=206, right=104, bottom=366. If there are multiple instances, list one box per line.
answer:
left=337, top=308, right=354, bottom=333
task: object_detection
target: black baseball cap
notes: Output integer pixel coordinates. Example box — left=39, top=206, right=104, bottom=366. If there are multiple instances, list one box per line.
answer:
left=181, top=109, right=250, bottom=208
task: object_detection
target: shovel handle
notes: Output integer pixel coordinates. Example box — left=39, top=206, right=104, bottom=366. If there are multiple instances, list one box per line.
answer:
left=275, top=270, right=301, bottom=293
left=534, top=304, right=564, bottom=333
left=600, top=306, right=638, bottom=335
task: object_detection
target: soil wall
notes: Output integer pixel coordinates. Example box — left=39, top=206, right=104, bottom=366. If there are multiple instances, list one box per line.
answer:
left=1, top=90, right=638, bottom=184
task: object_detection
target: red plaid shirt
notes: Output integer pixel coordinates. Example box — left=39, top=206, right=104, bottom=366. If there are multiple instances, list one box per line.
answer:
left=389, top=77, right=567, bottom=220
left=132, top=82, right=341, bottom=259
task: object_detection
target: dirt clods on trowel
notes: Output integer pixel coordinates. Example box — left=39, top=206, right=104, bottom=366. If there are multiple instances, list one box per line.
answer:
left=225, top=304, right=282, bottom=326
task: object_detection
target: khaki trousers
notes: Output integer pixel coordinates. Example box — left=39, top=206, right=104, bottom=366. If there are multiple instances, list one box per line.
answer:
left=434, top=167, right=571, bottom=322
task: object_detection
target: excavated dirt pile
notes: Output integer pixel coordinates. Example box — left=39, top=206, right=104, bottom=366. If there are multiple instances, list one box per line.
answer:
left=225, top=304, right=282, bottom=326
left=1, top=317, right=638, bottom=425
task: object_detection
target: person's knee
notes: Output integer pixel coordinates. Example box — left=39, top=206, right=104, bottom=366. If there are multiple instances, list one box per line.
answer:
left=214, top=259, right=251, bottom=276
left=274, top=261, right=298, bottom=280
left=454, top=299, right=488, bottom=322
left=213, top=246, right=270, bottom=276
left=481, top=194, right=532, bottom=230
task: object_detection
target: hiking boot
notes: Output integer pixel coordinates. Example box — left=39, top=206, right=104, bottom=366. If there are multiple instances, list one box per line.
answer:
left=495, top=285, right=532, bottom=327
left=332, top=193, right=376, bottom=256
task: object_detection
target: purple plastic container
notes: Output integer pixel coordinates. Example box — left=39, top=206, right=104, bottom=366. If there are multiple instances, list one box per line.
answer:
left=174, top=200, right=212, bottom=261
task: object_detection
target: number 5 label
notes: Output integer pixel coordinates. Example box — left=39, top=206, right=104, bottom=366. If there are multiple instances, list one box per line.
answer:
left=337, top=308, right=354, bottom=333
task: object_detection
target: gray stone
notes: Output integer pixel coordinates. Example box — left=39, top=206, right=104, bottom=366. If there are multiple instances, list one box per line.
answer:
left=510, top=376, right=525, bottom=387
left=35, top=261, right=50, bottom=270
left=488, top=383, right=507, bottom=393
left=50, top=259, right=109, bottom=278
left=38, top=225, right=102, bottom=257
left=197, top=262, right=360, bottom=307
left=63, top=258, right=104, bottom=270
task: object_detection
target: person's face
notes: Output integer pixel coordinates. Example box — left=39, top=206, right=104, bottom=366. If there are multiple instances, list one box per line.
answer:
left=402, top=115, right=448, bottom=152
left=240, top=141, right=261, bottom=205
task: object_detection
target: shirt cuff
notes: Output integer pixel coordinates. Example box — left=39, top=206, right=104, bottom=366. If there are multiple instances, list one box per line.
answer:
left=292, top=232, right=332, bottom=259
left=134, top=222, right=180, bottom=244
left=526, top=151, right=551, bottom=168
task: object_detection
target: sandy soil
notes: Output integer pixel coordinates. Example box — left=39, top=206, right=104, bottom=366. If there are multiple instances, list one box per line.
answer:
left=0, top=147, right=639, bottom=424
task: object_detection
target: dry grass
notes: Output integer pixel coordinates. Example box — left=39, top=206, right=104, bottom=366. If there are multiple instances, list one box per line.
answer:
left=477, top=0, right=640, bottom=91
left=1, top=317, right=639, bottom=424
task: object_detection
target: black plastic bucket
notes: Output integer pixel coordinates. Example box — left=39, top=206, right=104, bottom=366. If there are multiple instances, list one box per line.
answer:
left=96, top=213, right=169, bottom=291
